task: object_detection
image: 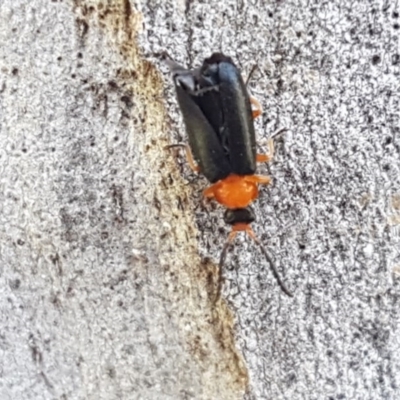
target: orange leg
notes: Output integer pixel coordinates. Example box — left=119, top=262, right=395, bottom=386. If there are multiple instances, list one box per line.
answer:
left=256, top=138, right=274, bottom=163
left=203, top=185, right=216, bottom=198
left=256, top=154, right=269, bottom=162
left=245, top=174, right=272, bottom=185
left=250, top=95, right=262, bottom=119
left=166, top=144, right=200, bottom=172
left=184, top=145, right=200, bottom=172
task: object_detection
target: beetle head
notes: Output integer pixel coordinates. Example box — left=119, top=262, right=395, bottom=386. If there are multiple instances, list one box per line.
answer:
left=223, top=207, right=255, bottom=227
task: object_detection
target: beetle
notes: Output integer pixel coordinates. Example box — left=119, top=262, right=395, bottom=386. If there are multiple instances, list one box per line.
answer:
left=165, top=53, right=292, bottom=298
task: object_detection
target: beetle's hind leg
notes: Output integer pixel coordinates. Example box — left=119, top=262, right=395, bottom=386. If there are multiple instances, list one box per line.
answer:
left=250, top=95, right=262, bottom=119
left=256, top=138, right=274, bottom=163
left=250, top=96, right=275, bottom=163
left=165, top=144, right=200, bottom=172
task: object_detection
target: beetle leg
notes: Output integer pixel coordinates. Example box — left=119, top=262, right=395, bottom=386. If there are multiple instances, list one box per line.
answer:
left=256, top=138, right=274, bottom=163
left=184, top=145, right=200, bottom=172
left=166, top=144, right=200, bottom=173
left=245, top=175, right=272, bottom=185
left=250, top=95, right=262, bottom=119
left=203, top=185, right=216, bottom=198
left=256, top=154, right=269, bottom=163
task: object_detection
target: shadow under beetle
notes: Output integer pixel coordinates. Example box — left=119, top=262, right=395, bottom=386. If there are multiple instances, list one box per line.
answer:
left=166, top=53, right=293, bottom=298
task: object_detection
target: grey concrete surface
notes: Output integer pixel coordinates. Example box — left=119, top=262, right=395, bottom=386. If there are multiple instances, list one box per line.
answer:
left=0, top=0, right=399, bottom=399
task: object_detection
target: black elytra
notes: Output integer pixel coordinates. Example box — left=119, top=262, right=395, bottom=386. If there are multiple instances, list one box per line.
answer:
left=170, top=53, right=257, bottom=184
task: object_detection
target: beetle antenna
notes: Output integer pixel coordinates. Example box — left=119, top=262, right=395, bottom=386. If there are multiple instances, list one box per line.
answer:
left=245, top=64, right=259, bottom=86
left=216, top=226, right=293, bottom=301
left=216, top=231, right=237, bottom=301
left=246, top=228, right=294, bottom=297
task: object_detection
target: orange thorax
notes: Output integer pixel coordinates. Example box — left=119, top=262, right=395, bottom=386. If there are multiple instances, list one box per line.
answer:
left=204, top=174, right=267, bottom=209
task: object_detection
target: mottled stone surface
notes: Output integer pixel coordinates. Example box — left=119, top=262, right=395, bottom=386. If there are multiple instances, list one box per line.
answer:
left=0, top=1, right=399, bottom=399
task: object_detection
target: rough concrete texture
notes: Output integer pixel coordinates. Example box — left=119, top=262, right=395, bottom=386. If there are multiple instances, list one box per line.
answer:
left=0, top=0, right=399, bottom=399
